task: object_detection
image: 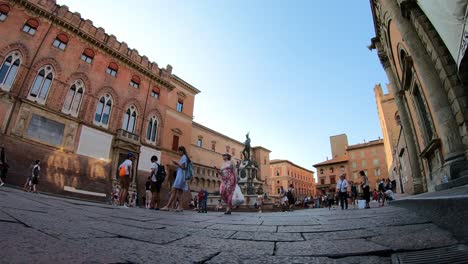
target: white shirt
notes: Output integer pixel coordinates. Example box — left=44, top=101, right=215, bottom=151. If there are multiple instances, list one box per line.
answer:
left=119, top=159, right=132, bottom=176
left=337, top=179, right=348, bottom=192
left=150, top=162, right=159, bottom=182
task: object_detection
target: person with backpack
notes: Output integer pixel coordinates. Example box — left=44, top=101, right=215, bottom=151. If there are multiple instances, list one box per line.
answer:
left=149, top=155, right=165, bottom=210
left=161, top=146, right=190, bottom=212
left=31, top=160, right=40, bottom=193
left=118, top=152, right=135, bottom=208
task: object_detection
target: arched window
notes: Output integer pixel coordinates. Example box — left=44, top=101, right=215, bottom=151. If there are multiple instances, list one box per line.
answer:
left=129, top=75, right=140, bottom=88
left=53, top=33, right=69, bottom=50
left=28, top=65, right=54, bottom=104
left=106, top=62, right=118, bottom=77
left=122, top=106, right=137, bottom=133
left=81, top=48, right=95, bottom=64
left=22, top=18, right=39, bottom=35
left=0, top=51, right=21, bottom=91
left=146, top=115, right=158, bottom=143
left=94, top=94, right=112, bottom=126
left=0, top=4, right=10, bottom=21
left=62, top=80, right=84, bottom=116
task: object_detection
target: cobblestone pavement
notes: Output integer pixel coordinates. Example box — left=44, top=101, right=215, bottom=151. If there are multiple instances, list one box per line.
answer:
left=0, top=187, right=464, bottom=264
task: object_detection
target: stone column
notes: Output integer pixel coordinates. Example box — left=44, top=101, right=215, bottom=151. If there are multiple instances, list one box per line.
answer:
left=387, top=0, right=465, bottom=164
left=378, top=51, right=425, bottom=194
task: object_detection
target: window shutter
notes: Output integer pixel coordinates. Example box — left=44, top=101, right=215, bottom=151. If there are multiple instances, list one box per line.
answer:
left=83, top=48, right=95, bottom=58
left=26, top=18, right=39, bottom=29
left=0, top=4, right=10, bottom=14
left=131, top=75, right=140, bottom=84
left=109, top=62, right=118, bottom=71
left=57, top=33, right=69, bottom=43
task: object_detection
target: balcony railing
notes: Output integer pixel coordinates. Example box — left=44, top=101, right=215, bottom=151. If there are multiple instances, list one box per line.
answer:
left=116, top=129, right=140, bottom=144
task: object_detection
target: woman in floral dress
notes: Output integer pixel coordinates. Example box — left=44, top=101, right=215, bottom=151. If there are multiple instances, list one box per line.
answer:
left=219, top=152, right=236, bottom=214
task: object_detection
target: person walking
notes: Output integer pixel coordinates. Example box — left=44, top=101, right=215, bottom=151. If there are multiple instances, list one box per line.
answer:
left=360, top=170, right=371, bottom=209
left=336, top=174, right=349, bottom=210
left=218, top=152, right=236, bottom=215
left=118, top=152, right=135, bottom=208
left=145, top=178, right=151, bottom=209
left=31, top=160, right=40, bottom=193
left=161, top=146, right=190, bottom=212
left=287, top=184, right=295, bottom=211
left=279, top=186, right=288, bottom=211
left=378, top=178, right=386, bottom=207
left=0, top=146, right=8, bottom=186
left=350, top=182, right=358, bottom=209
left=149, top=155, right=164, bottom=210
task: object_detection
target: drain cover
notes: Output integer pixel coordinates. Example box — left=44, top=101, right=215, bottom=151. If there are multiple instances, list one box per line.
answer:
left=392, top=245, right=468, bottom=264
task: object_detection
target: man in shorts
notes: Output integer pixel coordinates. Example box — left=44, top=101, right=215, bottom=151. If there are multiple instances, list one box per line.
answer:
left=118, top=152, right=135, bottom=208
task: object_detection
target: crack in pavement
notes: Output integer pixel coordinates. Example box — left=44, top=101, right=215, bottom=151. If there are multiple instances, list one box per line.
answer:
left=196, top=252, right=221, bottom=264
left=1, top=209, right=60, bottom=240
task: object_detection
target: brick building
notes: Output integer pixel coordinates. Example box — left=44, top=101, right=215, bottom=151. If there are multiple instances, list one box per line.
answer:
left=269, top=159, right=316, bottom=199
left=0, top=0, right=202, bottom=202
left=314, top=134, right=389, bottom=195
left=369, top=0, right=468, bottom=193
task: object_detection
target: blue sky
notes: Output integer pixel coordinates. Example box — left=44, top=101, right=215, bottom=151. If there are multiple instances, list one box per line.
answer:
left=58, top=0, right=389, bottom=172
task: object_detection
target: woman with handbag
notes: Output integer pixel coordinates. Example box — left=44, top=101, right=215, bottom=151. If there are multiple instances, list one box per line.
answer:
left=219, top=152, right=236, bottom=214
left=161, top=146, right=189, bottom=212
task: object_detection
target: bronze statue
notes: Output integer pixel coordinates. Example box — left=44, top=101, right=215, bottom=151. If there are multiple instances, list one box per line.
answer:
left=242, top=133, right=251, bottom=161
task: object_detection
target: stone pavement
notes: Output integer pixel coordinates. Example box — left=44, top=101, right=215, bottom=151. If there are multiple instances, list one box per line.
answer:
left=0, top=187, right=464, bottom=264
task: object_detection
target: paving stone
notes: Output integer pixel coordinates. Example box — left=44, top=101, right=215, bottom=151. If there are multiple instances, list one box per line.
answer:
left=276, top=239, right=390, bottom=257
left=97, top=216, right=166, bottom=230
left=231, top=231, right=304, bottom=241
left=368, top=223, right=460, bottom=250
left=92, top=222, right=188, bottom=244
left=75, top=237, right=219, bottom=264
left=0, top=222, right=122, bottom=263
left=206, top=253, right=391, bottom=264
left=208, top=223, right=277, bottom=232
left=174, top=236, right=275, bottom=256
left=163, top=225, right=237, bottom=239
left=278, top=225, right=357, bottom=233
left=303, top=229, right=379, bottom=240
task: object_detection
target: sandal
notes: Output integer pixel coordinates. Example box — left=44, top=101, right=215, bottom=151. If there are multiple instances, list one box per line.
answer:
left=160, top=207, right=169, bottom=211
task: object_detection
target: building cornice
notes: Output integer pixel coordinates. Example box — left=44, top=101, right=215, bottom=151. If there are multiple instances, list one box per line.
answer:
left=270, top=159, right=314, bottom=174
left=193, top=122, right=245, bottom=146
left=16, top=0, right=177, bottom=90
left=171, top=75, right=201, bottom=95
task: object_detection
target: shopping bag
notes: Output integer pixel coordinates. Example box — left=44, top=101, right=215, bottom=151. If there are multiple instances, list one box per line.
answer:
left=232, top=184, right=245, bottom=206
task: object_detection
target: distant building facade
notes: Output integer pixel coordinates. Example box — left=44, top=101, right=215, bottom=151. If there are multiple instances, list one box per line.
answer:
left=269, top=159, right=316, bottom=199
left=370, top=0, right=468, bottom=193
left=314, top=134, right=389, bottom=194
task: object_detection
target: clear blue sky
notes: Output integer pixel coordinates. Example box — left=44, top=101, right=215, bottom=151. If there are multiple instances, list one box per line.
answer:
left=58, top=0, right=389, bottom=172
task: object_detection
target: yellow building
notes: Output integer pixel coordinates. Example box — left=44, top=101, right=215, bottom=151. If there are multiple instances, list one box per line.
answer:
left=269, top=160, right=316, bottom=199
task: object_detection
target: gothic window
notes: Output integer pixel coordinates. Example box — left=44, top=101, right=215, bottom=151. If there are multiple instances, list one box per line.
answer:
left=106, top=62, right=118, bottom=77
left=0, top=4, right=10, bottom=21
left=52, top=33, right=69, bottom=50
left=94, top=94, right=112, bottom=126
left=122, top=106, right=137, bottom=133
left=129, top=75, right=140, bottom=88
left=197, top=138, right=202, bottom=147
left=28, top=65, right=54, bottom=104
left=81, top=48, right=95, bottom=63
left=329, top=167, right=334, bottom=173
left=22, top=18, right=39, bottom=35
left=413, top=82, right=434, bottom=142
left=62, top=80, right=84, bottom=116
left=146, top=116, right=158, bottom=143
left=0, top=51, right=21, bottom=91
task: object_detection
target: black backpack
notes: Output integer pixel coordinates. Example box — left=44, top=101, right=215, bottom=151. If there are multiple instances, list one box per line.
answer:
left=155, top=164, right=166, bottom=183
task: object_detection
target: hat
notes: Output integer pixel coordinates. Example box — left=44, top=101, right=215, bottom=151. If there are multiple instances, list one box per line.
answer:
left=127, top=152, right=135, bottom=158
left=222, top=152, right=231, bottom=157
